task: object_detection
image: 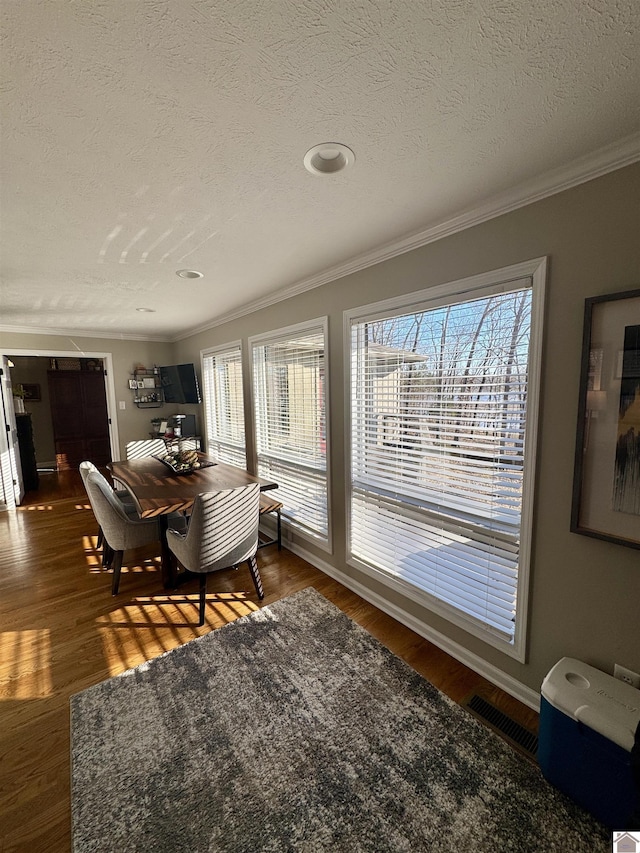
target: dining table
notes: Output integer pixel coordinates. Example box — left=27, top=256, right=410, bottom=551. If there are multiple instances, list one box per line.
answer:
left=108, top=452, right=278, bottom=587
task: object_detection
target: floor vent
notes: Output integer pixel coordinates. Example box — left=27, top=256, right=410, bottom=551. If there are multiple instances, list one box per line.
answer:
left=462, top=694, right=539, bottom=761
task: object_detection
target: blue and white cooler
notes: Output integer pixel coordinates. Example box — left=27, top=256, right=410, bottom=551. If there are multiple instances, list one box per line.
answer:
left=538, top=657, right=640, bottom=828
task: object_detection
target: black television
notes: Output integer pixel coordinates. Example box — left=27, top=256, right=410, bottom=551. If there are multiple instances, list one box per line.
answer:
left=159, top=363, right=201, bottom=404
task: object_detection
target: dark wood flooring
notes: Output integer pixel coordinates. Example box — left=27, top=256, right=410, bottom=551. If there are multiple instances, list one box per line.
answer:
left=1, top=472, right=539, bottom=852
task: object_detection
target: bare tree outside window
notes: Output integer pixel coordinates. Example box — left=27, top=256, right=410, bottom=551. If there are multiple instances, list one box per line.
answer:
left=350, top=284, right=534, bottom=644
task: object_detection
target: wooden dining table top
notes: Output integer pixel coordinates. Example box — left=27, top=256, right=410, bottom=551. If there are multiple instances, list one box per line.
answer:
left=108, top=453, right=278, bottom=518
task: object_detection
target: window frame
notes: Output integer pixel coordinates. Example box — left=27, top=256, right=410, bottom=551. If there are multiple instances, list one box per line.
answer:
left=249, top=317, right=332, bottom=552
left=200, top=340, right=247, bottom=468
left=343, top=258, right=547, bottom=661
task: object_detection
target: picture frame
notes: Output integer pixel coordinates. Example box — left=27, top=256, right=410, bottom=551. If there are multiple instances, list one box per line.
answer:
left=128, top=379, right=137, bottom=390
left=22, top=383, right=41, bottom=402
left=571, top=287, right=640, bottom=549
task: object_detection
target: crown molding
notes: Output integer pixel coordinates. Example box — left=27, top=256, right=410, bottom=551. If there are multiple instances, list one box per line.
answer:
left=175, top=132, right=640, bottom=341
left=2, top=134, right=638, bottom=344
left=0, top=324, right=171, bottom=343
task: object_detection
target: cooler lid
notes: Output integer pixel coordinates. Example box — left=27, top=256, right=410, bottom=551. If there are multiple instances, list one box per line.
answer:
left=541, top=657, right=640, bottom=751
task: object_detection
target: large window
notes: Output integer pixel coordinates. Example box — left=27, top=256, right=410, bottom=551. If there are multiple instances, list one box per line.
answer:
left=201, top=342, right=246, bottom=468
left=346, top=260, right=545, bottom=658
left=251, top=319, right=329, bottom=547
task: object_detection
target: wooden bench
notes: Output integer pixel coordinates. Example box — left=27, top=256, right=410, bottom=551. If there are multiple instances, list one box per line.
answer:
left=258, top=493, right=282, bottom=550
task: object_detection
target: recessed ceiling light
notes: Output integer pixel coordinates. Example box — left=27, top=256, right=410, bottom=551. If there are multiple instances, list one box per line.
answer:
left=176, top=269, right=203, bottom=279
left=303, top=143, right=355, bottom=176
left=136, top=307, right=156, bottom=313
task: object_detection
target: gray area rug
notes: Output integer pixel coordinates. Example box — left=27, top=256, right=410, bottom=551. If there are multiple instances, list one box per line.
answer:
left=71, top=587, right=609, bottom=852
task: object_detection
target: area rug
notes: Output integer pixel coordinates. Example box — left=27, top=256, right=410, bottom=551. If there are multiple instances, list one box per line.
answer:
left=71, top=587, right=609, bottom=852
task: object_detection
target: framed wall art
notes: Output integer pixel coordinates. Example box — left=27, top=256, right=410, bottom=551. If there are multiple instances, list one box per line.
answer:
left=22, top=383, right=41, bottom=402
left=571, top=287, right=640, bottom=549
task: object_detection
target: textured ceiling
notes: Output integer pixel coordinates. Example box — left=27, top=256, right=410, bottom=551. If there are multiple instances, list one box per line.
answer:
left=1, top=0, right=639, bottom=340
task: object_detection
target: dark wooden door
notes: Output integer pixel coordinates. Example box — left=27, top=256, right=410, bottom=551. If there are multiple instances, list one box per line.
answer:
left=47, top=371, right=111, bottom=470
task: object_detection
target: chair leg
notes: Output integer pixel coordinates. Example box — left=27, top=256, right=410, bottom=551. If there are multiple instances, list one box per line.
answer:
left=111, top=551, right=124, bottom=595
left=97, top=526, right=104, bottom=549
left=276, top=508, right=281, bottom=551
left=247, top=555, right=264, bottom=600
left=199, top=574, right=207, bottom=626
left=103, top=542, right=114, bottom=567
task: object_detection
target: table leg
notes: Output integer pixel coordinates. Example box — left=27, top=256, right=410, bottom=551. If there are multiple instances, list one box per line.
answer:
left=158, top=516, right=175, bottom=588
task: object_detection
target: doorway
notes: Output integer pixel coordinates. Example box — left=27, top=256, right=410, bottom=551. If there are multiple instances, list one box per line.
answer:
left=0, top=349, right=120, bottom=507
left=47, top=362, right=111, bottom=470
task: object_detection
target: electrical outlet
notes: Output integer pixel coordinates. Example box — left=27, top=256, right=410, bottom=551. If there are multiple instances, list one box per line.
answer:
left=613, top=664, right=640, bottom=689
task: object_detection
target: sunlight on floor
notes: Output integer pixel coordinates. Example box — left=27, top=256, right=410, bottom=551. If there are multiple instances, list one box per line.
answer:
left=0, top=507, right=28, bottom=535
left=82, top=535, right=162, bottom=575
left=96, top=594, right=259, bottom=675
left=18, top=504, right=55, bottom=512
left=82, top=535, right=101, bottom=566
left=86, top=557, right=162, bottom=575
left=0, top=629, right=52, bottom=699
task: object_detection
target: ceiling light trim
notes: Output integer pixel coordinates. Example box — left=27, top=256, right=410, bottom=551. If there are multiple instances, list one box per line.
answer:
left=304, top=143, right=355, bottom=176
left=176, top=269, right=204, bottom=279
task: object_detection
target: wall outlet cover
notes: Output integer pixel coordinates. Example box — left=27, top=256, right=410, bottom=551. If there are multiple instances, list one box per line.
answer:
left=614, top=664, right=640, bottom=689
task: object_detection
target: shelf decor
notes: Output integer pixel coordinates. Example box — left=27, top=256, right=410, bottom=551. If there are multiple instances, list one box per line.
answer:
left=571, top=288, right=640, bottom=549
left=130, top=367, right=164, bottom=408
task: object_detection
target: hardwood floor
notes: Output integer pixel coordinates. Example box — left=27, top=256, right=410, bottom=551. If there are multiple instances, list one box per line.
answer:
left=1, top=474, right=538, bottom=853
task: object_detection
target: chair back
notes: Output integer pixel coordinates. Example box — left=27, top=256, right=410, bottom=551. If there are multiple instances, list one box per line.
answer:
left=79, top=460, right=99, bottom=487
left=81, top=461, right=122, bottom=501
left=125, top=439, right=167, bottom=459
left=85, top=470, right=150, bottom=550
left=174, top=483, right=261, bottom=574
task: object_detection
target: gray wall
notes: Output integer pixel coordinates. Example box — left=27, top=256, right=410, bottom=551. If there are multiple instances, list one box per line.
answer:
left=173, top=163, right=640, bottom=697
left=1, top=164, right=638, bottom=699
left=0, top=334, right=176, bottom=460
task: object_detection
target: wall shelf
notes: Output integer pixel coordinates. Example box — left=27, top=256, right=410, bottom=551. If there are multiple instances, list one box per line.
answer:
left=130, top=368, right=164, bottom=408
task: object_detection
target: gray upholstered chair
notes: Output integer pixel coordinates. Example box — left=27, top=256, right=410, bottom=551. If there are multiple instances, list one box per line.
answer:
left=84, top=470, right=162, bottom=595
left=79, top=460, right=136, bottom=551
left=166, top=482, right=264, bottom=626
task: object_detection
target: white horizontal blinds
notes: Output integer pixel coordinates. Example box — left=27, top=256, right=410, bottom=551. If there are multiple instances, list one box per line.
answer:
left=202, top=346, right=246, bottom=468
left=350, top=285, right=532, bottom=641
left=253, top=326, right=328, bottom=541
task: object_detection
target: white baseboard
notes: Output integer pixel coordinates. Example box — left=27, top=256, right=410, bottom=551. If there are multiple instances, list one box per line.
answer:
left=285, top=539, right=541, bottom=712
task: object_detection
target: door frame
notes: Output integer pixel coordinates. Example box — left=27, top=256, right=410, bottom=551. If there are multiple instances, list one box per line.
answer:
left=1, top=348, right=121, bottom=469
left=0, top=355, right=24, bottom=508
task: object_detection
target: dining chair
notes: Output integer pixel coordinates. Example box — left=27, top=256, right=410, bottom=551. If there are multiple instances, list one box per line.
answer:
left=118, top=440, right=170, bottom=496
left=166, top=483, right=264, bottom=626
left=125, top=439, right=167, bottom=459
left=84, top=470, right=162, bottom=595
left=125, top=437, right=201, bottom=460
left=79, top=460, right=136, bottom=551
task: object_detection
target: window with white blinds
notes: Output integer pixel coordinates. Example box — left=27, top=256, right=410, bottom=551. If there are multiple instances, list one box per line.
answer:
left=347, top=262, right=545, bottom=656
left=251, top=319, right=329, bottom=545
left=201, top=343, right=247, bottom=468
